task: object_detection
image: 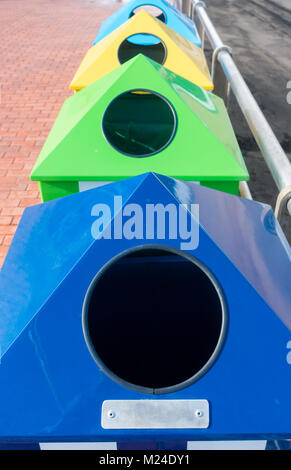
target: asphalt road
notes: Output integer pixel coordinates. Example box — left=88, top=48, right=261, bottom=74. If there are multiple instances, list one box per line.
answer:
left=203, top=0, right=291, bottom=242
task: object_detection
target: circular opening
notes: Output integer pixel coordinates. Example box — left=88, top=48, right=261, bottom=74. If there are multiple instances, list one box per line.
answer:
left=118, top=34, right=167, bottom=64
left=102, top=90, right=177, bottom=157
left=83, top=246, right=227, bottom=394
left=130, top=5, right=166, bottom=23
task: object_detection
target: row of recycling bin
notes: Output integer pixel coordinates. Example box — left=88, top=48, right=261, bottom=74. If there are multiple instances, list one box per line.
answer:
left=0, top=0, right=291, bottom=444
left=30, top=0, right=249, bottom=201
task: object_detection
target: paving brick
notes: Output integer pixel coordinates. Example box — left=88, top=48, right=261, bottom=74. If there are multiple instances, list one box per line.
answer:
left=3, top=235, right=13, bottom=246
left=19, top=198, right=42, bottom=208
left=0, top=197, right=20, bottom=208
left=1, top=207, right=25, bottom=217
left=0, top=225, right=17, bottom=235
left=0, top=216, right=13, bottom=225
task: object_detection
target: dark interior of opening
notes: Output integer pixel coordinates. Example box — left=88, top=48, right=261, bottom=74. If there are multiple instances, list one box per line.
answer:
left=118, top=34, right=167, bottom=65
left=102, top=91, right=176, bottom=157
left=129, top=5, right=166, bottom=23
left=85, top=248, right=224, bottom=392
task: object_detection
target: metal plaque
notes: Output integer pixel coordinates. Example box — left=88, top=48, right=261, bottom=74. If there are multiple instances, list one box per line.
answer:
left=101, top=399, right=209, bottom=429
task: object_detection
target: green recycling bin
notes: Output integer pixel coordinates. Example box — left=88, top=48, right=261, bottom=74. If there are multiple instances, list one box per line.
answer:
left=31, top=55, right=249, bottom=202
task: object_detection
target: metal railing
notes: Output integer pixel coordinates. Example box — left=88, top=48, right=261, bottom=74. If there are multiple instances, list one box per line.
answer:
left=176, top=0, right=291, bottom=224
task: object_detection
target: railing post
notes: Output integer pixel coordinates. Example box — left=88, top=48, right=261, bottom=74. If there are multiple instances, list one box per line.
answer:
left=181, top=0, right=192, bottom=15
left=211, top=46, right=232, bottom=109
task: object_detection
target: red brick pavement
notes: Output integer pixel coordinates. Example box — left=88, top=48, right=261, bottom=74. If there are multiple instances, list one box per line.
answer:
left=0, top=0, right=120, bottom=267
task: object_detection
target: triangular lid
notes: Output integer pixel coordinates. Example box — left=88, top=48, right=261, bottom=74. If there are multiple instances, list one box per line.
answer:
left=0, top=173, right=291, bottom=439
left=31, top=56, right=248, bottom=182
left=93, top=0, right=202, bottom=46
left=70, top=10, right=213, bottom=91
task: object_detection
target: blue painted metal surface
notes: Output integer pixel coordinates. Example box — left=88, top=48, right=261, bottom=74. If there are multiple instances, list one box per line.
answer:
left=0, top=173, right=291, bottom=442
left=0, top=443, right=40, bottom=450
left=93, top=0, right=202, bottom=47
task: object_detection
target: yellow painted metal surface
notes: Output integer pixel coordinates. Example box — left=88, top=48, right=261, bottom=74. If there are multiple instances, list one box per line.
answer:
left=70, top=10, right=213, bottom=92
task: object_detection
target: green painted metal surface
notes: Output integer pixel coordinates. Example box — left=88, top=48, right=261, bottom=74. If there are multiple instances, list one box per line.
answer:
left=38, top=181, right=79, bottom=202
left=31, top=55, right=249, bottom=201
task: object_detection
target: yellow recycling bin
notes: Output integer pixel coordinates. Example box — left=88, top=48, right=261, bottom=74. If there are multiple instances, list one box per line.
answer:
left=70, top=10, right=213, bottom=92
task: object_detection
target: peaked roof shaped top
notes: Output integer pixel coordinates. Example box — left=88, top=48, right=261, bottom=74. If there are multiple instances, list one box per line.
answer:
left=2, top=172, right=291, bottom=358
left=31, top=55, right=248, bottom=182
left=0, top=173, right=291, bottom=440
left=93, top=0, right=202, bottom=47
left=70, top=10, right=213, bottom=91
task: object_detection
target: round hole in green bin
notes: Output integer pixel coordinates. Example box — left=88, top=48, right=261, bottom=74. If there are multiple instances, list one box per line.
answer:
left=129, top=5, right=166, bottom=23
left=102, top=90, right=177, bottom=158
left=118, top=34, right=167, bottom=65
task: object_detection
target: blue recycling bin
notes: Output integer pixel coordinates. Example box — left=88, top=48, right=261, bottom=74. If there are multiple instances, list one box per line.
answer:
left=0, top=173, right=290, bottom=444
left=93, top=0, right=202, bottom=47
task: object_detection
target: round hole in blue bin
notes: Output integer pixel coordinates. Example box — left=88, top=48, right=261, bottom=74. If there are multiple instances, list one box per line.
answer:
left=83, top=246, right=227, bottom=394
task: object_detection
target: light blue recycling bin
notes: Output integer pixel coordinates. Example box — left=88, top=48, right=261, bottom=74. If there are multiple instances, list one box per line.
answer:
left=93, top=0, right=202, bottom=47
